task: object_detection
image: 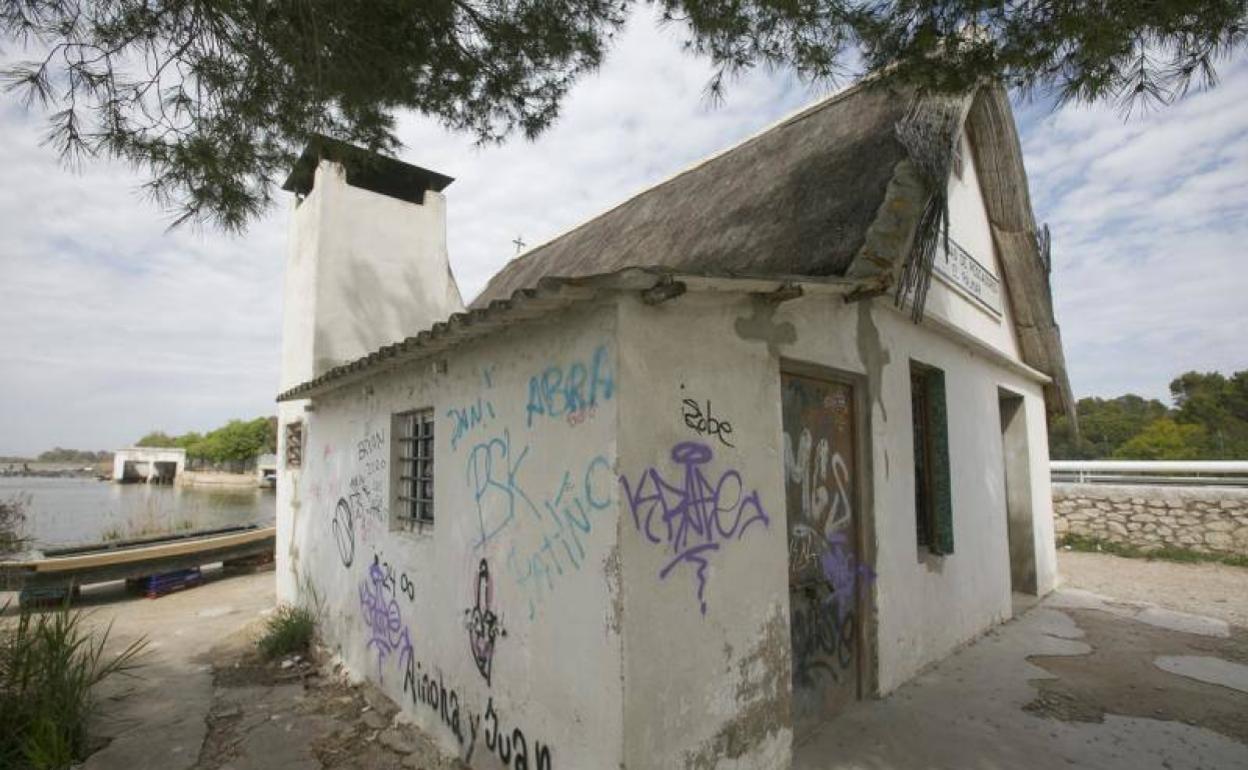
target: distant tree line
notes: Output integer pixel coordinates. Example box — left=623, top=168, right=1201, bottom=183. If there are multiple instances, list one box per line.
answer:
left=136, top=417, right=278, bottom=464
left=1050, top=370, right=1248, bottom=461
left=0, top=449, right=111, bottom=464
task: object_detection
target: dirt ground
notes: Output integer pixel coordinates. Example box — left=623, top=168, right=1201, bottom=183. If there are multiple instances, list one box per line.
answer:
left=1025, top=608, right=1248, bottom=744
left=192, top=630, right=463, bottom=770
left=1058, top=549, right=1248, bottom=627
left=9, top=552, right=1246, bottom=769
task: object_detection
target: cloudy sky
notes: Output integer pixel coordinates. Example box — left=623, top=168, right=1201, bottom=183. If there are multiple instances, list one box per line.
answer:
left=1, top=12, right=1245, bottom=456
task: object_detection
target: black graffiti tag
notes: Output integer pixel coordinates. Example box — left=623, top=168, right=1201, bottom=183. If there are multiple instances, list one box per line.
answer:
left=681, top=398, right=735, bottom=447
left=464, top=559, right=505, bottom=685
left=332, top=497, right=355, bottom=568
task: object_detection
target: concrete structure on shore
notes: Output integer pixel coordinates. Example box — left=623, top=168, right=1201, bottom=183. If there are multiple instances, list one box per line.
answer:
left=112, top=447, right=186, bottom=484
left=275, top=83, right=1070, bottom=769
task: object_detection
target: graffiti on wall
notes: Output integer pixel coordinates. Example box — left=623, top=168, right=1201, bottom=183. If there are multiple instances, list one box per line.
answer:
left=464, top=559, right=506, bottom=685
left=781, top=375, right=876, bottom=705
left=680, top=397, right=735, bottom=447
left=505, top=455, right=613, bottom=619
left=619, top=441, right=771, bottom=615
left=332, top=497, right=355, bottom=568
left=466, top=428, right=537, bottom=549
left=329, top=424, right=390, bottom=568
left=448, top=368, right=497, bottom=451
left=525, top=345, right=615, bottom=428
left=358, top=554, right=413, bottom=683
left=402, top=660, right=555, bottom=769
left=321, top=346, right=618, bottom=768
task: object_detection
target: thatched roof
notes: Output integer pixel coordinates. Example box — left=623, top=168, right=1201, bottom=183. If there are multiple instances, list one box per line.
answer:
left=471, top=81, right=1074, bottom=422
left=473, top=82, right=911, bottom=307
left=278, top=80, right=1073, bottom=424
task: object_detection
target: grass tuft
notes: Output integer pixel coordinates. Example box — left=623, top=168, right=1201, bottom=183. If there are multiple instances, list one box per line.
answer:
left=0, top=602, right=147, bottom=768
left=1060, top=533, right=1248, bottom=569
left=257, top=604, right=316, bottom=660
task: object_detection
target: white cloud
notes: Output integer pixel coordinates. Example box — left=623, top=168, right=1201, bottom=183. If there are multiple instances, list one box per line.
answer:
left=1017, top=59, right=1248, bottom=402
left=0, top=11, right=1244, bottom=454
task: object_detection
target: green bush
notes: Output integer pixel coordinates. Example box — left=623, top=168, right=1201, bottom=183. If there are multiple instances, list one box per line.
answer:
left=257, top=605, right=316, bottom=660
left=0, top=604, right=146, bottom=769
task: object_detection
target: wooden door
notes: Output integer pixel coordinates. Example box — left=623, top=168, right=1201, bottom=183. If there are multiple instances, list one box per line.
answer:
left=782, top=372, right=867, bottom=729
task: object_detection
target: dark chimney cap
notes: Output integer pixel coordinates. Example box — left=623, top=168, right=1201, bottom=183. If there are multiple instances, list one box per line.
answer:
left=282, top=135, right=453, bottom=205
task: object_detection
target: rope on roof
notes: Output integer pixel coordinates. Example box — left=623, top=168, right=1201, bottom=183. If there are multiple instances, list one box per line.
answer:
left=892, top=93, right=973, bottom=322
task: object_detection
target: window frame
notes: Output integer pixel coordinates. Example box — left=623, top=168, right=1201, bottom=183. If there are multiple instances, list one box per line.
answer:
left=393, top=408, right=435, bottom=528
left=284, top=421, right=304, bottom=469
left=910, top=361, right=954, bottom=556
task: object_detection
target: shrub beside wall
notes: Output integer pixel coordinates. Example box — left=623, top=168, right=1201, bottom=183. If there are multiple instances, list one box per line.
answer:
left=1053, top=483, right=1248, bottom=557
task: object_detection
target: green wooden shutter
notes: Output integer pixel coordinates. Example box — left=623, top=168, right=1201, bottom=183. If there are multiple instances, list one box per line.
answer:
left=926, top=369, right=954, bottom=555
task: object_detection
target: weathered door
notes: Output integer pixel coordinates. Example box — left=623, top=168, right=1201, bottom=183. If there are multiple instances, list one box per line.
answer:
left=782, top=372, right=868, bottom=729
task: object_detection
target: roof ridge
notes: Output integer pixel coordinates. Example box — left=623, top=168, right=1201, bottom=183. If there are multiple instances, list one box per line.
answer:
left=470, top=79, right=876, bottom=304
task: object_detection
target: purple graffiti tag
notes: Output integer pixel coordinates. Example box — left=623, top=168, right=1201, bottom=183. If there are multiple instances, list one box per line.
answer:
left=819, top=532, right=876, bottom=624
left=359, top=555, right=413, bottom=682
left=619, top=441, right=770, bottom=614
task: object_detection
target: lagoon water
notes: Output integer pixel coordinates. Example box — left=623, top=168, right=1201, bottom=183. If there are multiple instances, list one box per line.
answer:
left=0, top=476, right=275, bottom=550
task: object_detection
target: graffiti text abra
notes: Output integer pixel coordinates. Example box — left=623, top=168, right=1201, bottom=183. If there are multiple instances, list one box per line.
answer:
left=619, top=442, right=770, bottom=614
left=525, top=345, right=614, bottom=428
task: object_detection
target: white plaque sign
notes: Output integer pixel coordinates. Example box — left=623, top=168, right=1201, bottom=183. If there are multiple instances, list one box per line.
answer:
left=931, top=237, right=1002, bottom=317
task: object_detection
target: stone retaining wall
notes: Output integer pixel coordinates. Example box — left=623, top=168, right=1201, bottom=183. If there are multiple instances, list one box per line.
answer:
left=1053, top=483, right=1248, bottom=556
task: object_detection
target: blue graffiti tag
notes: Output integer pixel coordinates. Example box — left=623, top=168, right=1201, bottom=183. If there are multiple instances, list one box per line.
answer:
left=506, top=455, right=614, bottom=618
left=466, top=429, right=540, bottom=549
left=619, top=442, right=770, bottom=614
left=525, top=345, right=615, bottom=428
left=447, top=369, right=497, bottom=451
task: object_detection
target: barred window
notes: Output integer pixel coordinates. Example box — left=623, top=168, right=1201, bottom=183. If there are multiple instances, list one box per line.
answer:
left=284, top=421, right=303, bottom=469
left=395, top=409, right=434, bottom=524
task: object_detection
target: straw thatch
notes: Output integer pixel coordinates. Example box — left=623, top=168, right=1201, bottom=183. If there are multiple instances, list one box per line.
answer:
left=472, top=82, right=913, bottom=305
left=470, top=80, right=1075, bottom=424
left=964, top=86, right=1076, bottom=425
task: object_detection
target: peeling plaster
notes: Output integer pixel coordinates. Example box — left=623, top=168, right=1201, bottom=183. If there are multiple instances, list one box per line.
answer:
left=684, top=608, right=791, bottom=769
left=733, top=298, right=798, bottom=356
left=855, top=301, right=891, bottom=423
left=844, top=159, right=925, bottom=285
left=604, top=544, right=624, bottom=636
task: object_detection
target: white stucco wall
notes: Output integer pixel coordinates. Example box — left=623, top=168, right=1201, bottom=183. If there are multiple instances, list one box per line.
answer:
left=283, top=303, right=624, bottom=770
left=610, top=285, right=1054, bottom=718
left=278, top=157, right=467, bottom=603
left=616, top=294, right=794, bottom=770
left=271, top=132, right=1059, bottom=768
left=307, top=165, right=464, bottom=375
left=921, top=132, right=1024, bottom=361
left=281, top=159, right=464, bottom=386
left=277, top=286, right=1055, bottom=768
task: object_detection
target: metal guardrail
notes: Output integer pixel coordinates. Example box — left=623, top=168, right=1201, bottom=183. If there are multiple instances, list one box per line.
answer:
left=1051, top=461, right=1248, bottom=487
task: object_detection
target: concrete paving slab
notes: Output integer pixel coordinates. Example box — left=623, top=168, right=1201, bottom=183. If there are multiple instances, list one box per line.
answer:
left=1154, top=656, right=1248, bottom=695
left=51, top=568, right=277, bottom=770
left=794, top=597, right=1248, bottom=770
left=1136, top=607, right=1231, bottom=638
left=1048, top=587, right=1232, bottom=637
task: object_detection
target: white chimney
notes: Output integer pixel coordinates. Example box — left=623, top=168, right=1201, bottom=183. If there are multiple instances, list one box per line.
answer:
left=278, top=137, right=465, bottom=391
